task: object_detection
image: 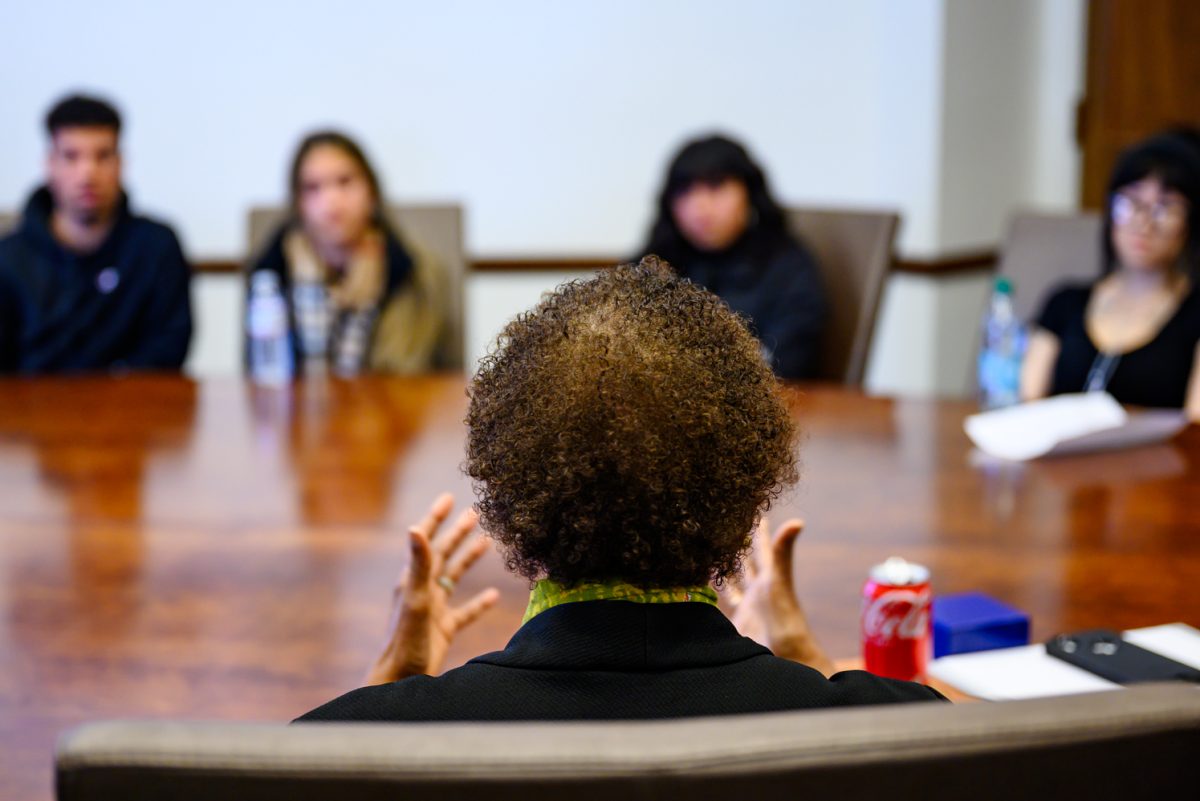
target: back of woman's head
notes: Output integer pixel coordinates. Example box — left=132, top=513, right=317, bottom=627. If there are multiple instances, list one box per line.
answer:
left=643, top=134, right=788, bottom=264
left=1103, top=130, right=1200, bottom=273
left=466, top=256, right=799, bottom=589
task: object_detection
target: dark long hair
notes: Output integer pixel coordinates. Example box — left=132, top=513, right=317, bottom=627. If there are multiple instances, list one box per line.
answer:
left=641, top=134, right=791, bottom=265
left=288, top=130, right=387, bottom=229
left=1102, top=130, right=1200, bottom=275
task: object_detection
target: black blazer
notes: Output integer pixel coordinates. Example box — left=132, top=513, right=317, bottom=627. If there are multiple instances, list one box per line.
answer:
left=297, top=600, right=944, bottom=722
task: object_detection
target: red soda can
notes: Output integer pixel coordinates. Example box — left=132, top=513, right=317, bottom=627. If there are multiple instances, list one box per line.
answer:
left=861, top=557, right=932, bottom=681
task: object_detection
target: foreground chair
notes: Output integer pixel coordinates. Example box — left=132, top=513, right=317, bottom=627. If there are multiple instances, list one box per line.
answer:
left=56, top=683, right=1198, bottom=801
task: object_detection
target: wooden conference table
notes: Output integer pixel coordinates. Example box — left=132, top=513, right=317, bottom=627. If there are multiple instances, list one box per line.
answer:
left=2, top=375, right=1198, bottom=799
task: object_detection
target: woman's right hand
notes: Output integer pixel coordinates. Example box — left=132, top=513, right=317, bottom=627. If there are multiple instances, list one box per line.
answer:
left=364, top=492, right=500, bottom=685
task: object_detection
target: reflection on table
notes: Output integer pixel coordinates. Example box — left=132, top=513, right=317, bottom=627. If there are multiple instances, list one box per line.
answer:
left=0, top=375, right=1197, bottom=801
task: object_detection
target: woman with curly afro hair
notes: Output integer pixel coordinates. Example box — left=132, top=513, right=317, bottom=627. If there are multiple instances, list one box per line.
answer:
left=299, top=258, right=944, bottom=723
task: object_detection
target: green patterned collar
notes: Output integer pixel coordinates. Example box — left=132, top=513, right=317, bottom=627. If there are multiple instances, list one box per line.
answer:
left=522, top=578, right=719, bottom=624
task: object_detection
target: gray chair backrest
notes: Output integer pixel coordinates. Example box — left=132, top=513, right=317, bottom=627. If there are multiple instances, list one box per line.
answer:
left=785, top=207, right=898, bottom=386
left=55, top=683, right=1200, bottom=801
left=997, top=211, right=1103, bottom=325
left=247, top=205, right=466, bottom=370
left=0, top=211, right=17, bottom=237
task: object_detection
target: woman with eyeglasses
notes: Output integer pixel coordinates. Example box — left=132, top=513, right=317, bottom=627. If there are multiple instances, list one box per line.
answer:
left=1021, top=131, right=1200, bottom=419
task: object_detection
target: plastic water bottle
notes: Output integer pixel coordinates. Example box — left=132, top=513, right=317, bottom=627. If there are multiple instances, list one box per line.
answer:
left=247, top=271, right=294, bottom=385
left=977, top=277, right=1025, bottom=410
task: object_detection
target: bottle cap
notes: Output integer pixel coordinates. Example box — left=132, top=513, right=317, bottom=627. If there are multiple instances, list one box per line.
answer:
left=994, top=276, right=1013, bottom=295
left=250, top=270, right=280, bottom=295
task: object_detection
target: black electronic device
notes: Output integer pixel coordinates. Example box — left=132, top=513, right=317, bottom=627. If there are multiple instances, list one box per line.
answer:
left=1046, top=629, right=1200, bottom=685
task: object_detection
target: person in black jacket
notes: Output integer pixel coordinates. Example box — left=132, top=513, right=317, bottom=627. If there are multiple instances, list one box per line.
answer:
left=0, top=95, right=192, bottom=373
left=298, top=258, right=942, bottom=723
left=639, top=134, right=827, bottom=380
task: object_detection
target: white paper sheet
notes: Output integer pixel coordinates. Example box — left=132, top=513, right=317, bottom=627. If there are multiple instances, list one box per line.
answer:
left=963, top=393, right=1186, bottom=461
left=1048, top=408, right=1189, bottom=456
left=927, top=623, right=1200, bottom=701
left=1122, top=623, right=1200, bottom=670
left=928, top=643, right=1119, bottom=701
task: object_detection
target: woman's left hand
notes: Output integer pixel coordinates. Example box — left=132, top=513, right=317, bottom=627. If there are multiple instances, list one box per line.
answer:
left=723, top=517, right=835, bottom=677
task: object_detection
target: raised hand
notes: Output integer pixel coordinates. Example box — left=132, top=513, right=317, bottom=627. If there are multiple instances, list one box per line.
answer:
left=723, top=517, right=835, bottom=677
left=365, top=492, right=500, bottom=685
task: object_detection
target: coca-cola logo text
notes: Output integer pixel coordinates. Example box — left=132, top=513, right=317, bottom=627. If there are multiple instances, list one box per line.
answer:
left=862, top=588, right=930, bottom=644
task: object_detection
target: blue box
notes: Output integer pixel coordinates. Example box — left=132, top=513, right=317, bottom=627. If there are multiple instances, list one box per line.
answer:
left=933, top=592, right=1030, bottom=658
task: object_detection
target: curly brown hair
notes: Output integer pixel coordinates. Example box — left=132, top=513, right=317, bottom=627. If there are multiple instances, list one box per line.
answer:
left=465, top=256, right=799, bottom=588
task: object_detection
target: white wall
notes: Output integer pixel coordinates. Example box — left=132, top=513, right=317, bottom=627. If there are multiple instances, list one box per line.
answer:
left=1, top=0, right=949, bottom=259
left=939, top=0, right=1039, bottom=253
left=1027, top=0, right=1088, bottom=211
left=937, top=0, right=1085, bottom=252
left=189, top=275, right=244, bottom=376
left=863, top=0, right=1086, bottom=397
left=2, top=1, right=1087, bottom=392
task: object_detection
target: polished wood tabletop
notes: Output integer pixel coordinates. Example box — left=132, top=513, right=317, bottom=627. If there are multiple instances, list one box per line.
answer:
left=2, top=375, right=1198, bottom=799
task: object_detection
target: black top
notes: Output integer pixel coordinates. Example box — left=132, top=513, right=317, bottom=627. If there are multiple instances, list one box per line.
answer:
left=672, top=235, right=827, bottom=380
left=0, top=188, right=193, bottom=373
left=296, top=600, right=944, bottom=723
left=1035, top=281, right=1200, bottom=408
left=245, top=223, right=414, bottom=374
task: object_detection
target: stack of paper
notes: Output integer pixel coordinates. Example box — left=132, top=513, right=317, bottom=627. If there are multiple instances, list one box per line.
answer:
left=964, top=392, right=1187, bottom=461
left=928, top=623, right=1200, bottom=701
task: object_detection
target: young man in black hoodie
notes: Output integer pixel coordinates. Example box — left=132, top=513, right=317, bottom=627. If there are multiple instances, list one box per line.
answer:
left=0, top=95, right=192, bottom=373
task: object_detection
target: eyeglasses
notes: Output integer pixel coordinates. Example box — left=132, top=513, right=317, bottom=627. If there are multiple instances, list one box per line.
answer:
left=1111, top=193, right=1188, bottom=230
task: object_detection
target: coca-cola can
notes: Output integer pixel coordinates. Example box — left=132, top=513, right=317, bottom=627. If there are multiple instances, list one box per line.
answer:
left=861, top=557, right=932, bottom=682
